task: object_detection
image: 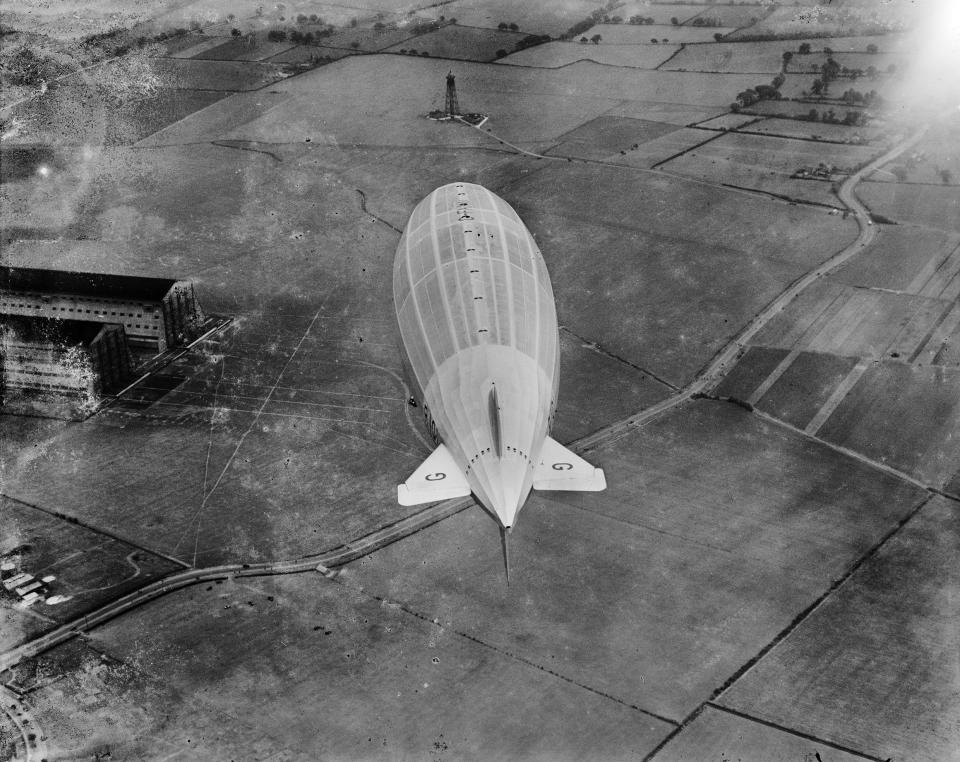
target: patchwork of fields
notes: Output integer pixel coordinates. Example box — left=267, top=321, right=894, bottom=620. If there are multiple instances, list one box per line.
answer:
left=2, top=2, right=958, bottom=760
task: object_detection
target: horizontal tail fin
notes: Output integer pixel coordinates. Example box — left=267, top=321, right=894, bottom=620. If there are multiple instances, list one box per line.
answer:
left=397, top=444, right=472, bottom=506
left=533, top=437, right=606, bottom=492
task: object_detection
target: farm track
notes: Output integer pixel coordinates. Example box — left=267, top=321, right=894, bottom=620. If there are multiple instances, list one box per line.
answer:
left=0, top=117, right=935, bottom=677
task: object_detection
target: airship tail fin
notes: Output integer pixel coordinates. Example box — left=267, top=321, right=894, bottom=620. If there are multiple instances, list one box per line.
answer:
left=397, top=444, right=472, bottom=506
left=533, top=437, right=607, bottom=492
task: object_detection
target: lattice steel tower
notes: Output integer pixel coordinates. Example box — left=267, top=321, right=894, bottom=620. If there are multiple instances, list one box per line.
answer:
left=444, top=71, right=460, bottom=117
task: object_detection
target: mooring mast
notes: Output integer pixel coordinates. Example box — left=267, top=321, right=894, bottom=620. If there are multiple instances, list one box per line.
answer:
left=444, top=71, right=460, bottom=117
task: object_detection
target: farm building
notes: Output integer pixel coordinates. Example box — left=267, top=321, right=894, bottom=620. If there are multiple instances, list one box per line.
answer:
left=0, top=266, right=204, bottom=352
left=0, top=315, right=133, bottom=409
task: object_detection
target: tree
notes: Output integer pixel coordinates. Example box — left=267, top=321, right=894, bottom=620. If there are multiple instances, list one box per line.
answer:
left=509, top=23, right=518, bottom=31
left=866, top=43, right=878, bottom=54
left=303, top=32, right=314, bottom=44
left=651, top=38, right=659, bottom=44
left=297, top=14, right=307, bottom=23
left=350, top=40, right=360, bottom=49
left=811, top=79, right=824, bottom=96
left=580, top=37, right=588, bottom=43
left=309, top=14, right=319, bottom=23
left=498, top=22, right=508, bottom=30
left=866, top=65, right=877, bottom=80
left=807, top=108, right=819, bottom=121
left=939, top=169, right=953, bottom=184
left=782, top=51, right=793, bottom=68
left=591, top=34, right=601, bottom=44
left=714, top=32, right=724, bottom=41
left=798, top=42, right=811, bottom=54
left=496, top=49, right=507, bottom=58
left=824, top=47, right=833, bottom=56
left=611, top=16, right=623, bottom=24
left=267, top=29, right=287, bottom=42
left=231, top=28, right=241, bottom=37
left=671, top=17, right=679, bottom=25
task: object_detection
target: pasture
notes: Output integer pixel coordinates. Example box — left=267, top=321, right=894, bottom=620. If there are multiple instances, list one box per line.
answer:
left=437, top=0, right=600, bottom=35
left=590, top=22, right=737, bottom=45
left=191, top=36, right=297, bottom=61
left=859, top=182, right=960, bottom=231
left=545, top=115, right=682, bottom=160
left=745, top=116, right=880, bottom=143
left=381, top=24, right=527, bottom=61
left=611, top=3, right=711, bottom=25
left=498, top=40, right=679, bottom=69
left=728, top=7, right=909, bottom=39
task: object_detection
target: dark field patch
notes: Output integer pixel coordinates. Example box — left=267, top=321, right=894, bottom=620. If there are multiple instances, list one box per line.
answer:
left=265, top=44, right=360, bottom=64
left=545, top=115, right=681, bottom=160
left=713, top=345, right=791, bottom=402
left=755, top=350, right=858, bottom=429
left=817, top=361, right=960, bottom=486
left=718, top=496, right=960, bottom=762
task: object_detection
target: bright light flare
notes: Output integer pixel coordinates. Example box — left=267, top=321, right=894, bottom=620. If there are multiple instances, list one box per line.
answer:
left=36, top=165, right=51, bottom=178
left=890, top=0, right=960, bottom=119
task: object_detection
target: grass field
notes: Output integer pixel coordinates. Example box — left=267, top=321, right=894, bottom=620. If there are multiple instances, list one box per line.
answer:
left=755, top=350, right=859, bottom=429
left=544, top=115, right=682, bottom=160
left=320, top=25, right=425, bottom=53
left=590, top=23, right=737, bottom=44
left=660, top=41, right=787, bottom=73
left=435, top=0, right=600, bottom=35
left=830, top=226, right=960, bottom=292
left=818, top=361, right=960, bottom=485
left=727, top=7, right=909, bottom=39
left=719, top=495, right=960, bottom=762
left=658, top=131, right=877, bottom=205
left=695, top=113, right=762, bottom=130
left=859, top=182, right=960, bottom=231
left=498, top=41, right=680, bottom=69
left=610, top=3, right=715, bottom=26
left=504, top=162, right=856, bottom=385
left=381, top=25, right=527, bottom=61
left=746, top=116, right=880, bottom=143
left=191, top=36, right=297, bottom=61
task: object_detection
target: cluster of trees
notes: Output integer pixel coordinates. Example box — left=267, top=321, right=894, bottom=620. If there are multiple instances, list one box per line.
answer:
left=579, top=34, right=602, bottom=44
left=690, top=17, right=722, bottom=27
left=732, top=73, right=786, bottom=109
left=294, top=14, right=324, bottom=24
left=516, top=34, right=551, bottom=51
left=804, top=108, right=868, bottom=126
left=3, top=47, right=67, bottom=87
left=497, top=22, right=519, bottom=31
left=630, top=16, right=657, bottom=25
left=839, top=88, right=882, bottom=106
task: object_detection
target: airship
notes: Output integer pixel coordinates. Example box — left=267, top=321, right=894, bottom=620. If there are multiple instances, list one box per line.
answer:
left=394, top=182, right=606, bottom=572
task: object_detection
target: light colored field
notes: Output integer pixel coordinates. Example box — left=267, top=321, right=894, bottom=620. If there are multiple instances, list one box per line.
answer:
left=660, top=41, right=787, bottom=73
left=603, top=100, right=722, bottom=126
left=437, top=0, right=600, bottom=35
left=545, top=115, right=681, bottom=160
left=139, top=55, right=763, bottom=149
left=613, top=126, right=721, bottom=167
left=830, top=226, right=960, bottom=292
left=728, top=6, right=909, bottom=38
left=859, top=182, right=960, bottom=230
left=696, top=113, right=763, bottom=130
left=870, top=121, right=960, bottom=184
left=320, top=24, right=425, bottom=52
left=747, top=116, right=881, bottom=143
left=498, top=40, right=680, bottom=69
left=685, top=4, right=773, bottom=29
left=381, top=24, right=527, bottom=61
left=658, top=131, right=878, bottom=204
left=611, top=3, right=709, bottom=25
left=590, top=22, right=737, bottom=44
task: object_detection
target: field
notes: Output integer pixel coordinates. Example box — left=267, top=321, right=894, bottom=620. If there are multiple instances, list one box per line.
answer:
left=657, top=130, right=878, bottom=205
left=719, top=495, right=960, bottom=762
left=319, top=25, right=425, bottom=53
left=746, top=116, right=880, bottom=143
left=695, top=112, right=761, bottom=130
left=191, top=36, right=297, bottom=61
left=435, top=0, right=600, bottom=35
left=830, top=226, right=960, bottom=292
left=544, top=115, right=682, bottom=160
left=752, top=350, right=859, bottom=429
left=727, top=6, right=910, bottom=39
left=661, top=40, right=787, bottom=73
left=608, top=3, right=717, bottom=25
left=381, top=25, right=527, bottom=61
left=504, top=161, right=856, bottom=386
left=859, top=182, right=960, bottom=231
left=499, top=40, right=680, bottom=69
left=590, top=22, right=737, bottom=44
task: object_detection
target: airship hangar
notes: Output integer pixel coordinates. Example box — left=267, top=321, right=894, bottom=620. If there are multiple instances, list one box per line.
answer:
left=1, top=0, right=959, bottom=760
